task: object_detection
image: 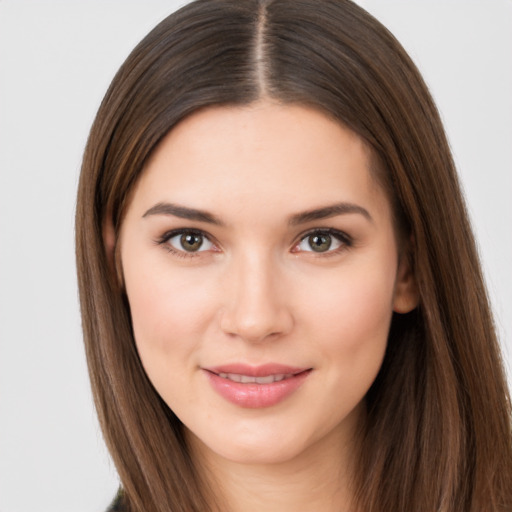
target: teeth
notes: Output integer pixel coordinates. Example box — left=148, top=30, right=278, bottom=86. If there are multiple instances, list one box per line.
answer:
left=217, top=372, right=291, bottom=384
left=255, top=375, right=277, bottom=384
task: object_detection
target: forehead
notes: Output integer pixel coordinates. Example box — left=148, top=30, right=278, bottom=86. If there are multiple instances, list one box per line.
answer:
left=129, top=101, right=390, bottom=223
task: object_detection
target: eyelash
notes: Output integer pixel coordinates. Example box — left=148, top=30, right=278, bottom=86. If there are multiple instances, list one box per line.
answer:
left=154, top=228, right=215, bottom=258
left=293, top=228, right=353, bottom=257
left=154, top=227, right=353, bottom=258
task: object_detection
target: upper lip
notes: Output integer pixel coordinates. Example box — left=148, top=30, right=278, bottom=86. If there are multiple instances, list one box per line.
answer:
left=204, top=363, right=310, bottom=377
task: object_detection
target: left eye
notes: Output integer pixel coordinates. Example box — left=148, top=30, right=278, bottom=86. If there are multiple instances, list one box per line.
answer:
left=167, top=232, right=214, bottom=253
left=295, top=231, right=347, bottom=253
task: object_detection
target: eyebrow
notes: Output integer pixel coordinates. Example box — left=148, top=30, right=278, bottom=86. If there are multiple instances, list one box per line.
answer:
left=142, top=202, right=224, bottom=225
left=288, top=202, right=373, bottom=225
left=142, top=201, right=372, bottom=226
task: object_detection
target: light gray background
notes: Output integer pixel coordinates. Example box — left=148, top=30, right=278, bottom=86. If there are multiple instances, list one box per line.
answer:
left=0, top=2, right=510, bottom=511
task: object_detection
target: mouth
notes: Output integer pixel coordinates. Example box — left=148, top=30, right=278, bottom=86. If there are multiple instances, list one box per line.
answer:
left=203, top=364, right=312, bottom=408
left=215, top=372, right=298, bottom=384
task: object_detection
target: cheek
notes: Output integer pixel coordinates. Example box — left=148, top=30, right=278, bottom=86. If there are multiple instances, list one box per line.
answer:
left=299, top=260, right=396, bottom=366
left=123, top=254, right=218, bottom=362
left=293, top=264, right=395, bottom=433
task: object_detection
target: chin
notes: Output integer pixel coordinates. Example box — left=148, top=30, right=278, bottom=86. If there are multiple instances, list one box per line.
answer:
left=211, top=437, right=308, bottom=466
left=187, top=418, right=336, bottom=468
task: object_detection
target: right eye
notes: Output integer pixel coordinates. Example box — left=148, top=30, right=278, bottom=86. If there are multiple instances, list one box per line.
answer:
left=159, top=230, right=215, bottom=255
left=167, top=232, right=213, bottom=252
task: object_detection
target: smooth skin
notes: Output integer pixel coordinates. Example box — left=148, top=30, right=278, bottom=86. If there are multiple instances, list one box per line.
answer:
left=113, top=101, right=418, bottom=511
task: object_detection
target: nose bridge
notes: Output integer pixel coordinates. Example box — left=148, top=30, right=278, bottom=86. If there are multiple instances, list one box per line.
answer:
left=220, top=248, right=292, bottom=342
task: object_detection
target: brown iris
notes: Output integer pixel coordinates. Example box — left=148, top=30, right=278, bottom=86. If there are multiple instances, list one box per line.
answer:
left=308, top=233, right=332, bottom=252
left=180, top=233, right=203, bottom=251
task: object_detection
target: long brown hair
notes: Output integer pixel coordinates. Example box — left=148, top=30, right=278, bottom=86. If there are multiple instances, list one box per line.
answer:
left=76, top=1, right=512, bottom=510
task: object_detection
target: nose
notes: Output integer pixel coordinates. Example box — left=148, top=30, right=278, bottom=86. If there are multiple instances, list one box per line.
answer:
left=219, top=252, right=293, bottom=343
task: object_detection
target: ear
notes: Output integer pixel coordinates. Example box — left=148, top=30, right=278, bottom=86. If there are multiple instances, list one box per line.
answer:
left=393, top=249, right=419, bottom=314
left=102, top=211, right=124, bottom=287
left=102, top=211, right=116, bottom=269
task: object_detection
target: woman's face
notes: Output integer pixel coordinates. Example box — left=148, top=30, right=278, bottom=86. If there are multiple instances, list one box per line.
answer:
left=117, top=102, right=417, bottom=466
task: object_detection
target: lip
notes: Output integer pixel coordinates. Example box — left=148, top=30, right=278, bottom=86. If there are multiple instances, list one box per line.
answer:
left=203, top=364, right=312, bottom=408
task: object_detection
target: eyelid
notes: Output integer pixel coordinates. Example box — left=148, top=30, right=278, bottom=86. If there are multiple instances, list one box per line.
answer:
left=292, top=227, right=353, bottom=254
left=155, top=228, right=218, bottom=256
left=154, top=226, right=352, bottom=257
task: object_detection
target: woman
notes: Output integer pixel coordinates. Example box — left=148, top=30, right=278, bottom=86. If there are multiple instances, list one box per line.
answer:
left=75, top=0, right=512, bottom=510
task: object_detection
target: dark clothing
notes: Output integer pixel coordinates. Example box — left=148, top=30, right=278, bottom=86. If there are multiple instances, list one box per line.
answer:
left=106, top=489, right=127, bottom=512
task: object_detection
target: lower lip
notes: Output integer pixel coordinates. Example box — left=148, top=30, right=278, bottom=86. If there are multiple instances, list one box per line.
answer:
left=204, top=370, right=311, bottom=408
